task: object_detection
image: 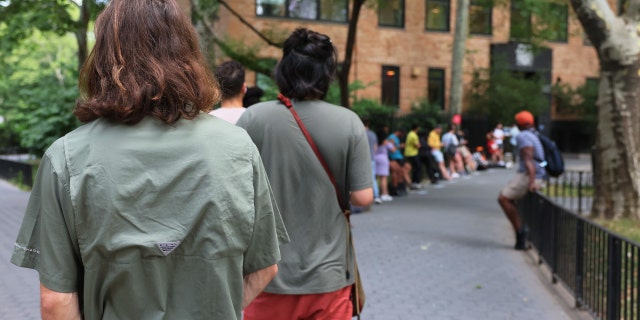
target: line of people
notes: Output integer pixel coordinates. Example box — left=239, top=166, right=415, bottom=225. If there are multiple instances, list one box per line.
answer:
left=364, top=123, right=482, bottom=204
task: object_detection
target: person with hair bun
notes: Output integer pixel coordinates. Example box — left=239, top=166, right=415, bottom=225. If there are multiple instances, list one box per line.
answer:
left=10, top=1, right=285, bottom=319
left=238, top=28, right=373, bottom=319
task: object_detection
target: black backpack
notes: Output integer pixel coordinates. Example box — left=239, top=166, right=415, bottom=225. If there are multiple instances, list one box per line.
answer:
left=535, top=132, right=564, bottom=177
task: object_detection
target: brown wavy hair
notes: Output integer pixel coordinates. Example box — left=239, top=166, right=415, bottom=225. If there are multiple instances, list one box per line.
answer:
left=74, top=0, right=219, bottom=124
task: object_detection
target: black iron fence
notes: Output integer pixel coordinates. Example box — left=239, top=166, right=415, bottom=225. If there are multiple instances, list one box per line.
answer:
left=0, top=158, right=34, bottom=187
left=541, top=170, right=594, bottom=215
left=520, top=183, right=640, bottom=319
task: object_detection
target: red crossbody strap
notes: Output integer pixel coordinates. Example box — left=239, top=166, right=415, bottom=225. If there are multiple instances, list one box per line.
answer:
left=277, top=94, right=350, bottom=219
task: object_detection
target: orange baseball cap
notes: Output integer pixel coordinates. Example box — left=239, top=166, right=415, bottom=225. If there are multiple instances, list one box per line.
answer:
left=514, top=111, right=534, bottom=126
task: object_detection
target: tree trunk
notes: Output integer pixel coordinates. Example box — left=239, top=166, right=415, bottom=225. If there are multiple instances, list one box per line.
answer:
left=75, top=0, right=91, bottom=71
left=190, top=0, right=219, bottom=67
left=570, top=0, right=640, bottom=219
left=449, top=0, right=470, bottom=115
left=338, top=0, right=365, bottom=109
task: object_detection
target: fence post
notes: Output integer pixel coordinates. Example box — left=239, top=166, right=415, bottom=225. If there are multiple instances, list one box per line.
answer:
left=578, top=172, right=583, bottom=214
left=575, top=218, right=584, bottom=308
left=607, top=237, right=621, bottom=320
left=551, top=203, right=558, bottom=283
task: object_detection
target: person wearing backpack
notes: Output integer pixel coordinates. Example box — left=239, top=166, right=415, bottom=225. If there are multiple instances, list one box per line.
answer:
left=497, top=110, right=546, bottom=250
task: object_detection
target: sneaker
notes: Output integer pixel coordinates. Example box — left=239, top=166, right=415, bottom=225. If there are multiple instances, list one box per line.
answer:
left=410, top=183, right=423, bottom=190
left=380, top=194, right=393, bottom=202
left=451, top=172, right=460, bottom=179
left=514, top=227, right=529, bottom=250
left=374, top=197, right=383, bottom=204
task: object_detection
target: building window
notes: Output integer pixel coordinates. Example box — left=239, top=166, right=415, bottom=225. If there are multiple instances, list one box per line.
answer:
left=425, top=0, right=450, bottom=31
left=469, top=0, right=492, bottom=35
left=378, top=0, right=404, bottom=28
left=256, top=0, right=348, bottom=22
left=381, top=66, right=400, bottom=107
left=545, top=3, right=568, bottom=42
left=428, top=68, right=445, bottom=110
left=619, top=0, right=628, bottom=14
left=509, top=0, right=531, bottom=41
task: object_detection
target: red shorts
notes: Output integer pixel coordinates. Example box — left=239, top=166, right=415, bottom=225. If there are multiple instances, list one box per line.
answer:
left=243, top=285, right=352, bottom=320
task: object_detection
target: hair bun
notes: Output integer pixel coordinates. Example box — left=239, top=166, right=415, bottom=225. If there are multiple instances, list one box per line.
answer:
left=285, top=28, right=334, bottom=60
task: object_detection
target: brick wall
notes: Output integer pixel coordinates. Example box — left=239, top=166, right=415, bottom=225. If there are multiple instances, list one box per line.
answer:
left=177, top=0, right=607, bottom=118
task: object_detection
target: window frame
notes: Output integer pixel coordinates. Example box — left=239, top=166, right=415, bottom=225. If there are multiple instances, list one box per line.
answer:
left=378, top=0, right=405, bottom=28
left=427, top=68, right=446, bottom=110
left=425, top=0, right=451, bottom=32
left=255, top=0, right=349, bottom=23
left=469, top=0, right=492, bottom=36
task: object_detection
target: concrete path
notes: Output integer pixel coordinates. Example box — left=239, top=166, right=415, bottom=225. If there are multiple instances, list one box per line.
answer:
left=0, top=160, right=591, bottom=319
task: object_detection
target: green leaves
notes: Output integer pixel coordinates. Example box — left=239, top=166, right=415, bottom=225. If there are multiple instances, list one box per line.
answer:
left=0, top=31, right=80, bottom=156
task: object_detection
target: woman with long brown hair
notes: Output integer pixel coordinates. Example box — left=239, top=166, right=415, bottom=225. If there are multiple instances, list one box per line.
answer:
left=10, top=1, right=285, bottom=319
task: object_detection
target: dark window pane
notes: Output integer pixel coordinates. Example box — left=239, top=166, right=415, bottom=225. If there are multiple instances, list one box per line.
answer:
left=510, top=0, right=531, bottom=40
left=546, top=3, right=567, bottom=42
left=288, top=0, right=318, bottom=20
left=469, top=0, right=492, bottom=35
left=379, top=0, right=404, bottom=27
left=320, top=0, right=348, bottom=21
left=257, top=0, right=286, bottom=17
left=428, top=68, right=445, bottom=110
left=426, top=0, right=450, bottom=31
left=382, top=66, right=400, bottom=107
left=256, top=0, right=347, bottom=22
left=619, top=0, right=628, bottom=14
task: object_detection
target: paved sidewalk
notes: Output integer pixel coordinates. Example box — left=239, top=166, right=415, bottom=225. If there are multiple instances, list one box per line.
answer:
left=0, top=161, right=589, bottom=319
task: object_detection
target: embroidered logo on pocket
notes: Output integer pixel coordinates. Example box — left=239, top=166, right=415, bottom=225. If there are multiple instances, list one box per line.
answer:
left=156, top=241, right=181, bottom=256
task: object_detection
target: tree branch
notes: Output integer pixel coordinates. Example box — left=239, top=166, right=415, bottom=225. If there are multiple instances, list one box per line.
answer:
left=569, top=0, right=615, bottom=48
left=625, top=0, right=640, bottom=22
left=218, top=0, right=282, bottom=48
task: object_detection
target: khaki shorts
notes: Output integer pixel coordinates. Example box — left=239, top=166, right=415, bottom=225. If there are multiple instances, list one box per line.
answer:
left=500, top=173, right=544, bottom=200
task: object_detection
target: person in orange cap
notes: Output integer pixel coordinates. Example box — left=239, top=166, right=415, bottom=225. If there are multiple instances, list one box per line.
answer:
left=497, top=111, right=546, bottom=250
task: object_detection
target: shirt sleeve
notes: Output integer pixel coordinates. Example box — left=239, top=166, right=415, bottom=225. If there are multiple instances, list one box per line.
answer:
left=243, top=146, right=288, bottom=275
left=10, top=151, right=82, bottom=293
left=348, top=119, right=374, bottom=192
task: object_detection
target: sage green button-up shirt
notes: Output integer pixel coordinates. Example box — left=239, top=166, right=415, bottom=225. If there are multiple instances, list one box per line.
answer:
left=11, top=114, right=287, bottom=320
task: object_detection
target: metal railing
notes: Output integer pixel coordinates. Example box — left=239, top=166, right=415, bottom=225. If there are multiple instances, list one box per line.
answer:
left=0, top=158, right=34, bottom=187
left=541, top=170, right=594, bottom=215
left=520, top=191, right=640, bottom=319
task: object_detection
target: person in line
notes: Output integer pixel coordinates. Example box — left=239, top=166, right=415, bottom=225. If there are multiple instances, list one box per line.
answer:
left=428, top=125, right=453, bottom=180
left=419, top=132, right=440, bottom=183
left=364, top=120, right=381, bottom=204
left=404, top=123, right=423, bottom=189
left=243, top=86, right=265, bottom=107
left=388, top=129, right=413, bottom=195
left=441, top=125, right=464, bottom=177
left=209, top=60, right=247, bottom=124
left=375, top=130, right=395, bottom=202
left=497, top=111, right=546, bottom=250
left=486, top=131, right=505, bottom=166
left=10, top=1, right=285, bottom=319
left=238, top=28, right=373, bottom=320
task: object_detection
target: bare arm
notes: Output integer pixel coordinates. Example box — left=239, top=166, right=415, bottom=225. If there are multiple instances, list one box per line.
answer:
left=351, top=187, right=374, bottom=207
left=520, top=146, right=538, bottom=192
left=40, top=284, right=81, bottom=320
left=242, top=264, right=278, bottom=309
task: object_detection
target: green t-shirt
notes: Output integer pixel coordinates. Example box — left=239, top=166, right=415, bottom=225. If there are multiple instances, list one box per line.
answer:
left=237, top=99, right=372, bottom=294
left=11, top=114, right=287, bottom=320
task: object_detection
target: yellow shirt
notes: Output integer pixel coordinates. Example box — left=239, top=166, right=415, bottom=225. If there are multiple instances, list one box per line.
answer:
left=428, top=130, right=442, bottom=150
left=404, top=130, right=420, bottom=157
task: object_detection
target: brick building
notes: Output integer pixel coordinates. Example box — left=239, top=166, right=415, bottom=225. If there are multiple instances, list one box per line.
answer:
left=178, top=0, right=619, bottom=151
